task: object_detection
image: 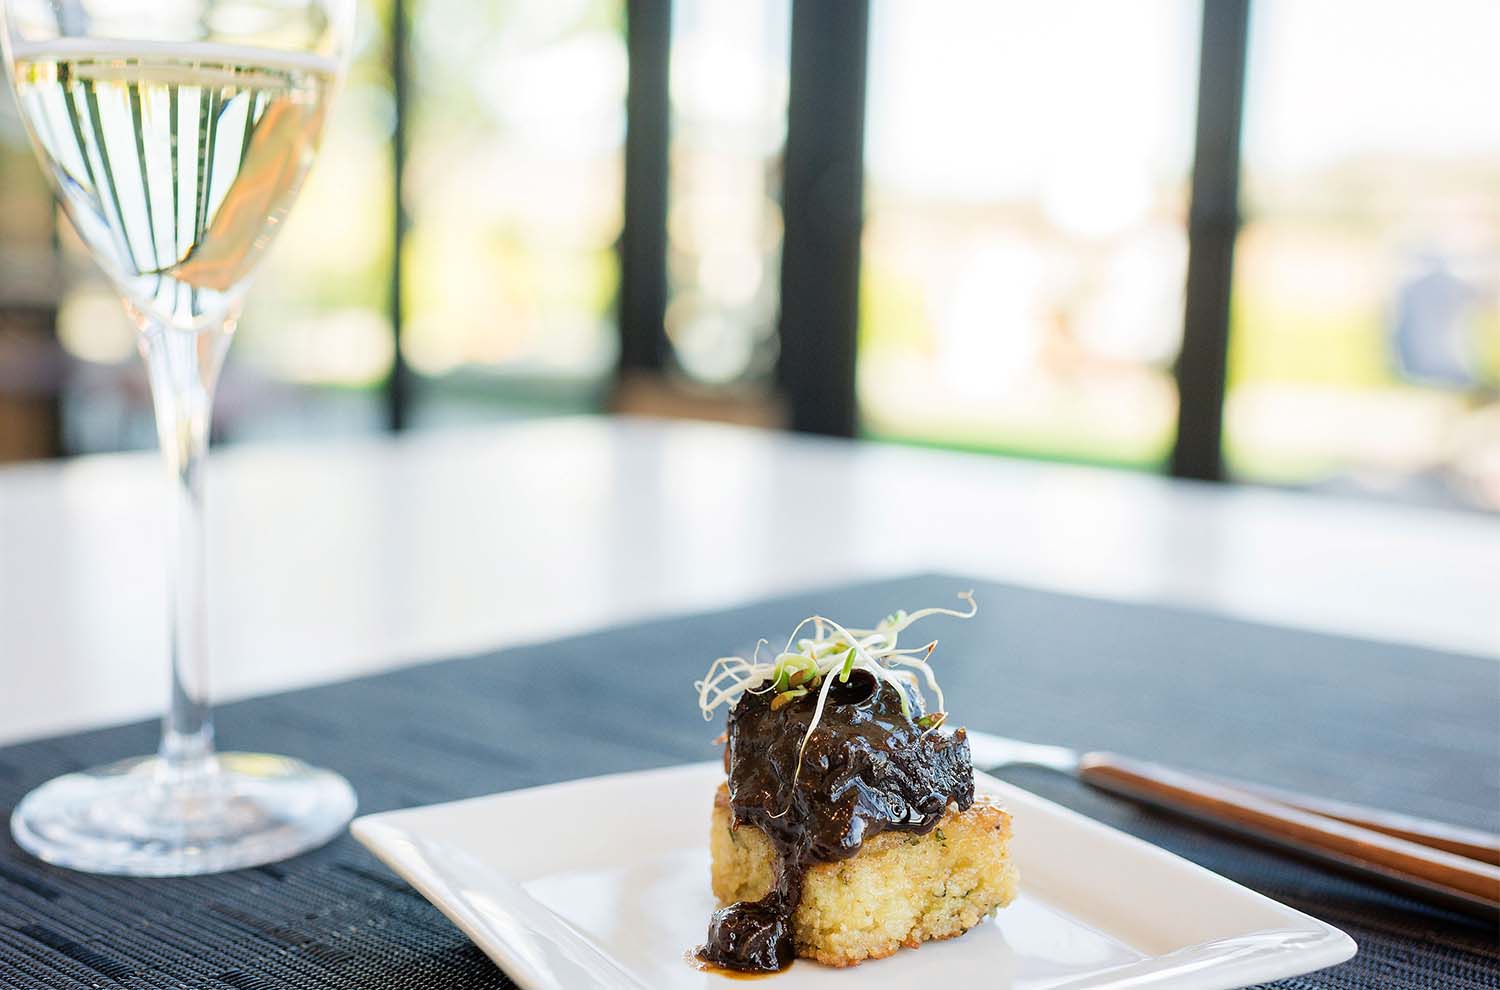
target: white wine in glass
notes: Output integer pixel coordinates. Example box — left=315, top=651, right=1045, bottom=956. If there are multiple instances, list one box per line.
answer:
left=12, top=42, right=335, bottom=323
left=2, top=1, right=356, bottom=876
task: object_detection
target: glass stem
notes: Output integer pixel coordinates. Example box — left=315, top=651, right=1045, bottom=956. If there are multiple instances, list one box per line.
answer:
left=139, top=317, right=233, bottom=783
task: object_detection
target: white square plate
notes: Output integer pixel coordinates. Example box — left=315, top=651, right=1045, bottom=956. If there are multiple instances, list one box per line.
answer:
left=351, top=763, right=1355, bottom=989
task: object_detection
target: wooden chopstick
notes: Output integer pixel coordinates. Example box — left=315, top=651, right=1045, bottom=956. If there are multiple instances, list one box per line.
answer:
left=1216, top=777, right=1500, bottom=867
left=1077, top=752, right=1500, bottom=920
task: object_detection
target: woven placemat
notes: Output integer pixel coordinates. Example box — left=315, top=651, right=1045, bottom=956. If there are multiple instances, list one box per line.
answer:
left=1, top=574, right=1496, bottom=988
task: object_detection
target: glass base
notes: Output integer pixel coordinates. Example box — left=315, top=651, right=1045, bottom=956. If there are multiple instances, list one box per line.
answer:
left=10, top=752, right=356, bottom=877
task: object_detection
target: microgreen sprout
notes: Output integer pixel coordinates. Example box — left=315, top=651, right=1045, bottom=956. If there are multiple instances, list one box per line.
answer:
left=693, top=592, right=978, bottom=811
left=915, top=711, right=947, bottom=732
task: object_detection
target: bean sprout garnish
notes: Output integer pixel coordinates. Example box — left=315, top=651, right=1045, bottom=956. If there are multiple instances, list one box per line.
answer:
left=693, top=592, right=978, bottom=810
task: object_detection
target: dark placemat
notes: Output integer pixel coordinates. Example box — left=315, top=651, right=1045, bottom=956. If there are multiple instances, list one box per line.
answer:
left=1, top=574, right=1496, bottom=989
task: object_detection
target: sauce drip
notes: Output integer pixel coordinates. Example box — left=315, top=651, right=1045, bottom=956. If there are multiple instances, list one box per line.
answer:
left=697, top=670, right=974, bottom=972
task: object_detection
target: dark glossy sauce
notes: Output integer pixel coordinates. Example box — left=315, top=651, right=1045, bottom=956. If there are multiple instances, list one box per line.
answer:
left=684, top=950, right=783, bottom=979
left=696, top=670, right=973, bottom=972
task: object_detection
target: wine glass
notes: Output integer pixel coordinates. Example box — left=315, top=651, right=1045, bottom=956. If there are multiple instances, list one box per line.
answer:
left=2, top=0, right=357, bottom=876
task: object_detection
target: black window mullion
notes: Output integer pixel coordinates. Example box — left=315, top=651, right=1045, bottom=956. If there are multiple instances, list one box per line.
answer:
left=777, top=0, right=870, bottom=438
left=618, top=0, right=673, bottom=375
left=1171, top=0, right=1251, bottom=481
left=387, top=0, right=412, bottom=431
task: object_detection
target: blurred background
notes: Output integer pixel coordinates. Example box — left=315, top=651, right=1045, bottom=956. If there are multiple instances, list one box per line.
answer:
left=0, top=0, right=1495, bottom=511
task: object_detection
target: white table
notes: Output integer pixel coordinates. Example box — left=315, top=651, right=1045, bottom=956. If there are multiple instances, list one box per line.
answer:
left=2, top=416, right=1496, bottom=747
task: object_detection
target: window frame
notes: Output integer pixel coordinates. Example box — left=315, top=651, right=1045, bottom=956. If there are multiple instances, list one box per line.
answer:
left=379, top=0, right=1252, bottom=485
